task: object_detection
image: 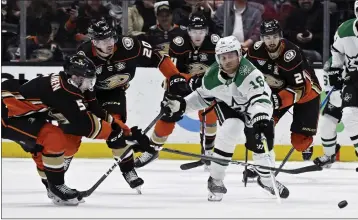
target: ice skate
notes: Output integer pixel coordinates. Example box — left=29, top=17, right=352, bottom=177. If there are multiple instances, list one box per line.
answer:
left=123, top=169, right=144, bottom=194
left=257, top=176, right=289, bottom=199
left=302, top=145, right=313, bottom=161
left=207, top=176, right=227, bottom=202
left=313, top=154, right=336, bottom=168
left=242, top=166, right=258, bottom=183
left=48, top=183, right=81, bottom=206
left=41, top=179, right=54, bottom=199
left=134, top=151, right=159, bottom=168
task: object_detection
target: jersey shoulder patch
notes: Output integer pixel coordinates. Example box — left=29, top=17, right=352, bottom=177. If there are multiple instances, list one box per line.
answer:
left=233, top=57, right=256, bottom=87
left=203, top=62, right=223, bottom=90
left=122, top=36, right=135, bottom=50
left=337, top=19, right=356, bottom=38
left=283, top=49, right=296, bottom=62
left=278, top=40, right=303, bottom=71
left=210, top=34, right=220, bottom=45
left=173, top=36, right=184, bottom=46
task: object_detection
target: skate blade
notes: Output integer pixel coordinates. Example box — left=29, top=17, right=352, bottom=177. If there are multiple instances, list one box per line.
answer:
left=322, top=163, right=333, bottom=169
left=52, top=197, right=80, bottom=206
left=208, top=192, right=223, bottom=202
left=242, top=177, right=257, bottom=183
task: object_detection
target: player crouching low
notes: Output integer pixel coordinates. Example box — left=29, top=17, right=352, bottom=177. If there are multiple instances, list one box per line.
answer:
left=162, top=36, right=289, bottom=201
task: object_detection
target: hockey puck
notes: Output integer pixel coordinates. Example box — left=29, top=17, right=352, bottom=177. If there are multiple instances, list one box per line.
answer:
left=338, top=200, right=348, bottom=208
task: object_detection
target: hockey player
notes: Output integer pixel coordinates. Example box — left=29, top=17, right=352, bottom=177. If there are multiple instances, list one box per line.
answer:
left=1, top=54, right=150, bottom=205
left=76, top=18, right=181, bottom=190
left=135, top=13, right=221, bottom=169
left=244, top=19, right=322, bottom=180
left=324, top=0, right=358, bottom=161
left=313, top=57, right=343, bottom=168
left=161, top=36, right=289, bottom=201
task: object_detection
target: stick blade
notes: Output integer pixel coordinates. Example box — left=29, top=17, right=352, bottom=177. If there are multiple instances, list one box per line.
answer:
left=283, top=164, right=323, bottom=174
left=180, top=160, right=204, bottom=170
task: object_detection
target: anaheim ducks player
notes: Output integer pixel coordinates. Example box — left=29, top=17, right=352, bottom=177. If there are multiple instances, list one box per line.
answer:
left=244, top=19, right=322, bottom=180
left=74, top=18, right=182, bottom=192
left=161, top=36, right=289, bottom=201
left=1, top=55, right=150, bottom=205
left=135, top=13, right=220, bottom=169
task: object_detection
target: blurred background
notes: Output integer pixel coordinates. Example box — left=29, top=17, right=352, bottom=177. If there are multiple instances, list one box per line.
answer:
left=1, top=0, right=356, bottom=67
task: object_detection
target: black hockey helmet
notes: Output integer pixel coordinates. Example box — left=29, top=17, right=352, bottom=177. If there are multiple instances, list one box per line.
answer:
left=88, top=18, right=117, bottom=41
left=260, top=19, right=282, bottom=36
left=188, top=12, right=208, bottom=30
left=63, top=54, right=96, bottom=78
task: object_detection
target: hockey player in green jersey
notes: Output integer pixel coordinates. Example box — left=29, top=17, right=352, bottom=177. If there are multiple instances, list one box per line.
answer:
left=329, top=0, right=358, bottom=161
left=162, top=36, right=289, bottom=201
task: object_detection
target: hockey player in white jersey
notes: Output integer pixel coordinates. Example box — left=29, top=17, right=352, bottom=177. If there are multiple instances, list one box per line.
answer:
left=162, top=36, right=289, bottom=201
left=313, top=57, right=343, bottom=167
left=329, top=0, right=358, bottom=159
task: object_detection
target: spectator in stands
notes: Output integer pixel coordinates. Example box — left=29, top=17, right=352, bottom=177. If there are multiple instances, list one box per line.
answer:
left=128, top=0, right=156, bottom=36
left=172, top=0, right=216, bottom=33
left=284, top=0, right=324, bottom=62
left=146, top=1, right=186, bottom=55
left=213, top=0, right=262, bottom=49
left=65, top=0, right=110, bottom=43
left=10, top=21, right=64, bottom=62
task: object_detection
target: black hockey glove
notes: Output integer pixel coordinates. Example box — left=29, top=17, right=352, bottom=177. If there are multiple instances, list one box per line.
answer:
left=168, top=74, right=191, bottom=96
left=106, top=124, right=126, bottom=149
left=327, top=67, right=343, bottom=90
left=271, top=93, right=281, bottom=110
left=251, top=113, right=274, bottom=141
left=161, top=92, right=186, bottom=118
left=188, top=75, right=203, bottom=92
left=125, top=126, right=156, bottom=153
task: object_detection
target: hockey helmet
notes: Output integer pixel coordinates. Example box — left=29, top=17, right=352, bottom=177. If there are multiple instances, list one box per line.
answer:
left=88, top=18, right=117, bottom=41
left=215, top=36, right=242, bottom=65
left=63, top=54, right=96, bottom=78
left=355, top=0, right=358, bottom=19
left=260, top=19, right=282, bottom=37
left=188, top=13, right=208, bottom=30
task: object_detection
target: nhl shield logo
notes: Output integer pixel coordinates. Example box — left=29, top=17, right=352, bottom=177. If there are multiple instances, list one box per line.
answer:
left=257, top=60, right=266, bottom=66
left=96, top=65, right=103, bottom=75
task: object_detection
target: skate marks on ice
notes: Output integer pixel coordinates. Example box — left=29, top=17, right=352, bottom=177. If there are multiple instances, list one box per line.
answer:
left=2, top=159, right=358, bottom=218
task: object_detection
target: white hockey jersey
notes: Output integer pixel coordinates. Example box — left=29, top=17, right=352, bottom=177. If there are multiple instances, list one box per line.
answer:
left=331, top=18, right=358, bottom=77
left=184, top=57, right=273, bottom=123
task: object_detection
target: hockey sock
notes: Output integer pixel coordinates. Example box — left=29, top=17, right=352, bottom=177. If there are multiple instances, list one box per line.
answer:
left=321, top=135, right=337, bottom=156
left=119, top=152, right=135, bottom=173
left=253, top=151, right=275, bottom=180
left=42, top=152, right=65, bottom=185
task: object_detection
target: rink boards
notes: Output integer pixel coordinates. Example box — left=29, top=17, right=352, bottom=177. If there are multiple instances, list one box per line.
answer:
left=2, top=66, right=357, bottom=161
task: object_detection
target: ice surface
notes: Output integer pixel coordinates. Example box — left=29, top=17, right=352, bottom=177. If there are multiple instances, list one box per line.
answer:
left=2, top=159, right=358, bottom=218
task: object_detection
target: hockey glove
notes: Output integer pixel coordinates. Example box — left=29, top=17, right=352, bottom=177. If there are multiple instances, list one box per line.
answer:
left=271, top=93, right=281, bottom=110
left=106, top=124, right=126, bottom=149
left=168, top=74, right=191, bottom=96
left=251, top=113, right=274, bottom=141
left=327, top=68, right=343, bottom=90
left=161, top=93, right=186, bottom=118
left=188, top=75, right=203, bottom=92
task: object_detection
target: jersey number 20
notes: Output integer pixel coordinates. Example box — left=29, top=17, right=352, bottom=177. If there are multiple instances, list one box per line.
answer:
left=142, top=41, right=152, bottom=58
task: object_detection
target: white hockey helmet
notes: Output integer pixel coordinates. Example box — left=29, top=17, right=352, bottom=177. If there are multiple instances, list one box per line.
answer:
left=355, top=0, right=358, bottom=19
left=215, top=36, right=242, bottom=65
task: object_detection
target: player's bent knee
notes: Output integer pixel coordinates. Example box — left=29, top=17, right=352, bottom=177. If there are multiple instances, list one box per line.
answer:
left=320, top=114, right=339, bottom=138
left=36, top=123, right=66, bottom=154
left=291, top=133, right=313, bottom=152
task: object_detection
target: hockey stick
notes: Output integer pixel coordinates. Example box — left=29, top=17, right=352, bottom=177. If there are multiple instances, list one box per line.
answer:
left=243, top=148, right=249, bottom=187
left=78, top=110, right=165, bottom=199
left=180, top=103, right=217, bottom=170
left=274, top=88, right=335, bottom=177
left=162, top=148, right=323, bottom=174
left=261, top=133, right=281, bottom=203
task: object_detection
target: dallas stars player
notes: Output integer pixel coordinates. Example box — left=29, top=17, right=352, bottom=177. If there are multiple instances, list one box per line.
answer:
left=162, top=36, right=289, bottom=201
left=325, top=0, right=358, bottom=161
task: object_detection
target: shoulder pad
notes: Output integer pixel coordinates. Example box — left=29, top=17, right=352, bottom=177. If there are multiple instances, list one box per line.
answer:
left=180, top=25, right=187, bottom=30
left=210, top=34, right=220, bottom=45
left=173, top=36, right=185, bottom=47
left=253, top=41, right=264, bottom=50
left=121, top=36, right=135, bottom=50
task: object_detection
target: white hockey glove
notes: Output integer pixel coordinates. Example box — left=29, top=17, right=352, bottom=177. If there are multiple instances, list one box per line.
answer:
left=329, top=90, right=342, bottom=107
left=161, top=93, right=186, bottom=117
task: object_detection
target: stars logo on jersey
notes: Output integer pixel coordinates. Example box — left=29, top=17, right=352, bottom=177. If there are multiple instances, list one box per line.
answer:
left=284, top=50, right=296, bottom=62
left=346, top=54, right=358, bottom=72
left=122, top=37, right=134, bottom=50
left=211, top=34, right=220, bottom=44
left=239, top=65, right=251, bottom=76
left=173, top=36, right=184, bottom=46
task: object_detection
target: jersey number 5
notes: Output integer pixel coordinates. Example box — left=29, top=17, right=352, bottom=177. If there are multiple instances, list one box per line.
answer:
left=76, top=99, right=86, bottom=111
left=142, top=41, right=152, bottom=58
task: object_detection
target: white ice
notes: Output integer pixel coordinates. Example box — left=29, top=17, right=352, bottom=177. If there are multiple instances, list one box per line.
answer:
left=2, top=158, right=358, bottom=218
